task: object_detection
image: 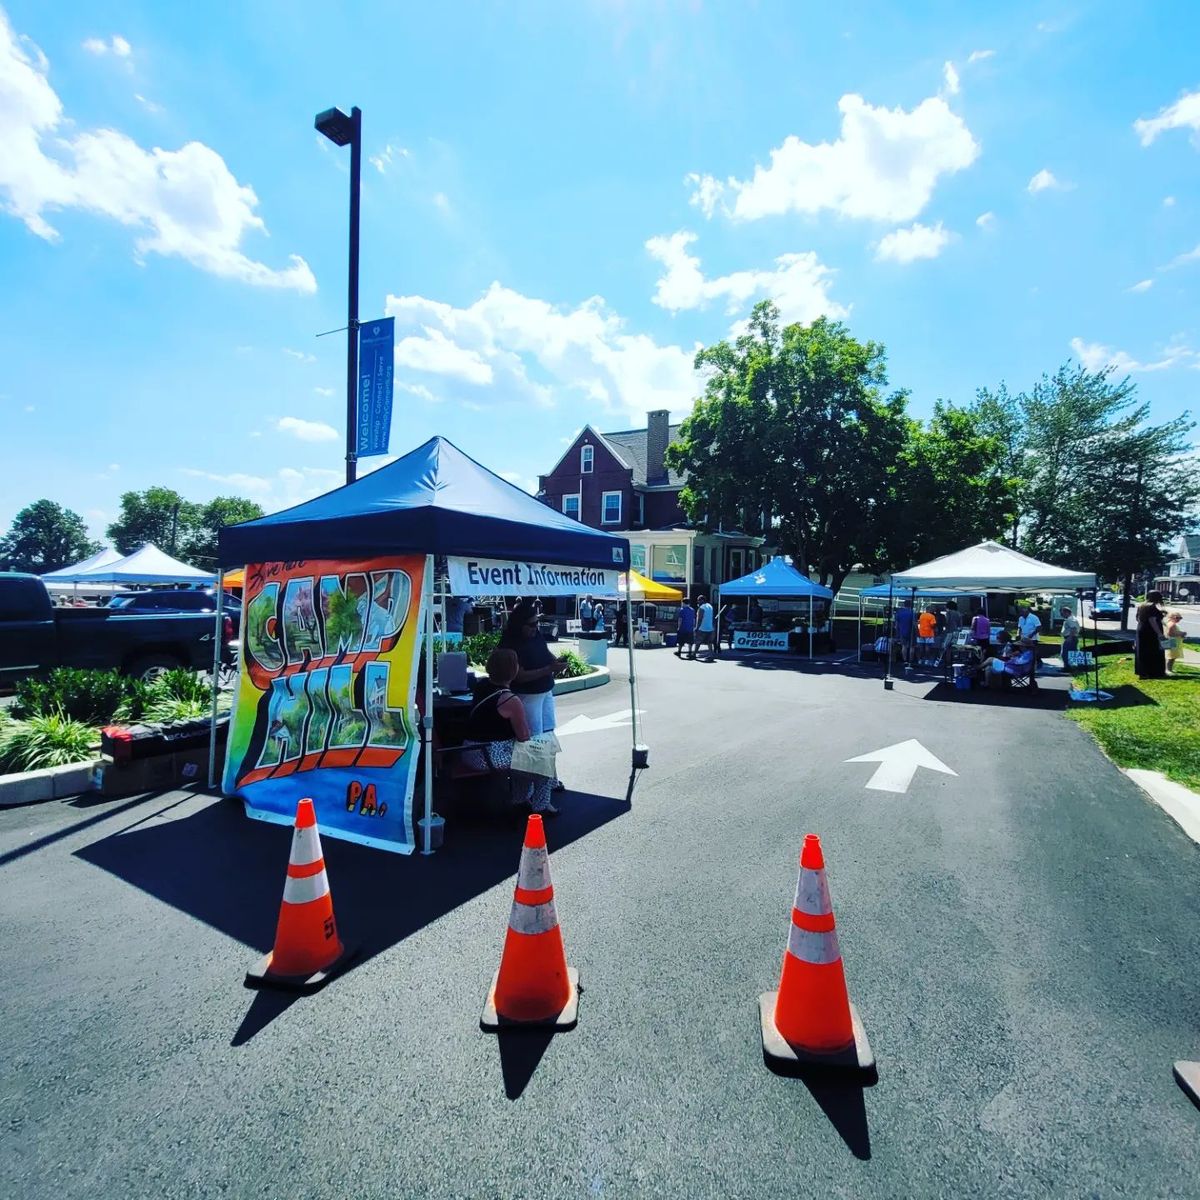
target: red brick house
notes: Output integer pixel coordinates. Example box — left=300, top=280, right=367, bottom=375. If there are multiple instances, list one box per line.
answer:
left=537, top=410, right=764, bottom=591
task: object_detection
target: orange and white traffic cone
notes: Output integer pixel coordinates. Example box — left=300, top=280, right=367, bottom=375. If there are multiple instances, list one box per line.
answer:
left=246, top=798, right=356, bottom=992
left=758, top=834, right=875, bottom=1079
left=481, top=813, right=578, bottom=1030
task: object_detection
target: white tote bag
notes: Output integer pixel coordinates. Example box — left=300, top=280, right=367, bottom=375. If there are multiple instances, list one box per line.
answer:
left=510, top=732, right=562, bottom=778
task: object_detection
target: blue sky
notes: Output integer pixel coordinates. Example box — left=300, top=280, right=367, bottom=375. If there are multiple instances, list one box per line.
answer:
left=1, top=1, right=1197, bottom=542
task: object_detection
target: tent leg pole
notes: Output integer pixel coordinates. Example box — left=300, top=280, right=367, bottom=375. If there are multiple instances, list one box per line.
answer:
left=809, top=593, right=813, bottom=658
left=626, top=585, right=643, bottom=773
left=207, top=571, right=225, bottom=790
left=884, top=580, right=894, bottom=689
left=421, top=554, right=435, bottom=855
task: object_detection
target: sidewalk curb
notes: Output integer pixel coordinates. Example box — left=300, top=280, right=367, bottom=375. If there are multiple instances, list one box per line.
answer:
left=1123, top=768, right=1200, bottom=846
left=0, top=760, right=96, bottom=807
left=554, top=667, right=610, bottom=695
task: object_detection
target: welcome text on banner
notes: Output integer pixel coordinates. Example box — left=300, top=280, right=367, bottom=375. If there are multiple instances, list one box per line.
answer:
left=223, top=555, right=425, bottom=854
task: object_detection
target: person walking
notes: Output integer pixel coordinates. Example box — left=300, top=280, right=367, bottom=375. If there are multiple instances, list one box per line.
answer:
left=1164, top=610, right=1186, bottom=675
left=940, top=599, right=963, bottom=664
left=969, top=605, right=991, bottom=658
left=1016, top=602, right=1041, bottom=645
left=579, top=595, right=594, bottom=632
left=1060, top=606, right=1081, bottom=661
left=500, top=601, right=567, bottom=790
left=916, top=606, right=937, bottom=665
left=894, top=599, right=915, bottom=667
left=693, top=594, right=716, bottom=660
left=462, top=648, right=556, bottom=815
left=675, top=599, right=696, bottom=657
left=1135, top=591, right=1167, bottom=680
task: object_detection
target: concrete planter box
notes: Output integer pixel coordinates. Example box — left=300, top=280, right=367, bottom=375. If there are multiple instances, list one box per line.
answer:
left=554, top=666, right=610, bottom=695
left=0, top=760, right=96, bottom=807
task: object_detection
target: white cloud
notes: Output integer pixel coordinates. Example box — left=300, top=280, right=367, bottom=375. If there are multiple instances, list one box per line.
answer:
left=133, top=93, right=162, bottom=115
left=967, top=49, right=995, bottom=64
left=976, top=210, right=996, bottom=230
left=184, top=465, right=341, bottom=511
left=1, top=12, right=315, bottom=291
left=1134, top=90, right=1200, bottom=147
left=1027, top=168, right=1070, bottom=193
left=1128, top=279, right=1154, bottom=293
left=276, top=416, right=339, bottom=442
left=498, top=470, right=536, bottom=494
left=394, top=327, right=494, bottom=385
left=182, top=467, right=272, bottom=496
left=942, top=61, right=960, bottom=96
left=1070, top=336, right=1198, bottom=373
left=875, top=220, right=955, bottom=263
left=369, top=142, right=409, bottom=174
left=83, top=35, right=130, bottom=58
left=432, top=191, right=452, bottom=214
left=645, top=230, right=846, bottom=325
left=24, top=403, right=34, bottom=412
left=313, top=386, right=334, bottom=397
left=1165, top=243, right=1200, bottom=270
left=686, top=90, right=979, bottom=223
left=1164, top=195, right=1176, bottom=207
left=397, top=381, right=438, bottom=403
left=385, top=282, right=701, bottom=422
left=284, top=348, right=316, bottom=363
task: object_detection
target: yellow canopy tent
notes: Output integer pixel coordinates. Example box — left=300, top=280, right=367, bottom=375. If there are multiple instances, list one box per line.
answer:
left=223, top=567, right=245, bottom=588
left=619, top=570, right=683, bottom=601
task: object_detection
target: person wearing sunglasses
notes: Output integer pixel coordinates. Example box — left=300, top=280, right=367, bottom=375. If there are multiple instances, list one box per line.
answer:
left=499, top=601, right=568, bottom=791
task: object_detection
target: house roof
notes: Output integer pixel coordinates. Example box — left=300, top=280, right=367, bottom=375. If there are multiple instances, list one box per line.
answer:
left=1178, top=533, right=1200, bottom=559
left=601, top=423, right=686, bottom=488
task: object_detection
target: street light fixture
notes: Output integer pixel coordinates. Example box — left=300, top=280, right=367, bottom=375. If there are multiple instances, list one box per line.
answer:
left=314, top=104, right=362, bottom=485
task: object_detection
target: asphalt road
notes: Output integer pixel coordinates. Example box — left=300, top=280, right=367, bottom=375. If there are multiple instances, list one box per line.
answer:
left=2, top=646, right=1198, bottom=1198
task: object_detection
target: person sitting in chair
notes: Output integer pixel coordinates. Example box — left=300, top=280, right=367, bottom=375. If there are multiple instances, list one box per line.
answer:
left=461, top=648, right=556, bottom=815
left=977, top=641, right=1035, bottom=689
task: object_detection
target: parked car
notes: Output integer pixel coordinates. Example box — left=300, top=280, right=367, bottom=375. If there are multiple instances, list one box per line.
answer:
left=0, top=573, right=233, bottom=687
left=1091, top=593, right=1123, bottom=619
left=106, top=589, right=241, bottom=634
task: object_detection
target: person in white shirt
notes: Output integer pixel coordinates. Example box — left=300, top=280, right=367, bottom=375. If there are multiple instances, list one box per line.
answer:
left=1017, top=603, right=1041, bottom=644
left=692, top=595, right=716, bottom=661
left=1059, top=606, right=1081, bottom=658
left=579, top=595, right=594, bottom=632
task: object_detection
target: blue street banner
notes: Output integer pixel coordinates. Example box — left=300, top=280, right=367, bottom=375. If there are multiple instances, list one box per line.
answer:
left=357, top=317, right=394, bottom=458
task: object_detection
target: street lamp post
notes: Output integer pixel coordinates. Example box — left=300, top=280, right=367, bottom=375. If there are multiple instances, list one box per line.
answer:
left=314, top=104, right=362, bottom=485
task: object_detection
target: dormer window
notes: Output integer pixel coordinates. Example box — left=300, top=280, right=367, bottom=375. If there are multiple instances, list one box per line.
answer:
left=581, top=444, right=594, bottom=474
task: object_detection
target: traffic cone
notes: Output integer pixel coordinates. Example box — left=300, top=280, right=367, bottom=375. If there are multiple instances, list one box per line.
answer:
left=758, top=834, right=875, bottom=1079
left=481, top=814, right=578, bottom=1030
left=1175, top=1061, right=1200, bottom=1110
left=246, top=798, right=356, bottom=992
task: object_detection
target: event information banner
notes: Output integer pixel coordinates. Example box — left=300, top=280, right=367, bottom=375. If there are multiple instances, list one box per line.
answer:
left=222, top=555, right=426, bottom=854
left=357, top=317, right=395, bottom=458
left=448, top=556, right=618, bottom=597
left=733, top=629, right=790, bottom=652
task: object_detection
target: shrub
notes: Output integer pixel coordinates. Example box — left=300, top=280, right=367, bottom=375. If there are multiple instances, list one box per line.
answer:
left=556, top=650, right=592, bottom=678
left=113, top=678, right=158, bottom=723
left=13, top=668, right=130, bottom=725
left=141, top=697, right=209, bottom=725
left=153, top=668, right=211, bottom=705
left=460, top=630, right=502, bottom=668
left=0, top=712, right=95, bottom=773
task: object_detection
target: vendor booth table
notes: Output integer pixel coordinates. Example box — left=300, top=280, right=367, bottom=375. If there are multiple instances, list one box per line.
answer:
left=210, top=436, right=640, bottom=856
left=882, top=540, right=1096, bottom=694
left=718, top=556, right=834, bottom=658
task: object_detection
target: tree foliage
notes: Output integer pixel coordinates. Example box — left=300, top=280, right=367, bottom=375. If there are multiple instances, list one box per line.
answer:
left=665, top=303, right=1016, bottom=593
left=105, top=489, right=263, bottom=566
left=0, top=500, right=100, bottom=573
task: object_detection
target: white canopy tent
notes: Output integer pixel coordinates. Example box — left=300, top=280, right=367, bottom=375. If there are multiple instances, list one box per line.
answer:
left=42, top=547, right=123, bottom=579
left=51, top=543, right=215, bottom=585
left=881, top=540, right=1096, bottom=689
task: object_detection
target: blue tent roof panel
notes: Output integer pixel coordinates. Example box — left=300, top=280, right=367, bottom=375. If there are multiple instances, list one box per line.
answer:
left=218, top=436, right=629, bottom=571
left=719, top=557, right=833, bottom=599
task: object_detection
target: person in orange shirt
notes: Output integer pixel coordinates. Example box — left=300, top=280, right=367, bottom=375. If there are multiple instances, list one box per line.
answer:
left=916, top=607, right=937, bottom=663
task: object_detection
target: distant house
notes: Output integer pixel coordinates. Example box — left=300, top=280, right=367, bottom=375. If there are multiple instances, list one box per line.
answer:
left=1154, top=533, right=1200, bottom=602
left=537, top=409, right=764, bottom=593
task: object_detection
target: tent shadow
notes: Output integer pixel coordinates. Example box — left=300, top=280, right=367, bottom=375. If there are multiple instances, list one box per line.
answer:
left=73, top=787, right=628, bottom=1041
left=727, top=653, right=877, bottom=677
left=921, top=680, right=1070, bottom=711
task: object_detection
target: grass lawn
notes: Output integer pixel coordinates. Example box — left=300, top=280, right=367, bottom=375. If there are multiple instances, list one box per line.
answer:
left=1065, top=653, right=1200, bottom=792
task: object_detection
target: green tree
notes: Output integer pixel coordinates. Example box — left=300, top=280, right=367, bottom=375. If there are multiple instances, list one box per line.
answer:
left=0, top=500, right=101, bottom=573
left=665, top=304, right=912, bottom=594
left=183, top=496, right=265, bottom=567
left=107, top=487, right=199, bottom=558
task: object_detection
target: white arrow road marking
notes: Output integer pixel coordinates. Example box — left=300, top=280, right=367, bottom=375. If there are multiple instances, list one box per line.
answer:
left=556, top=709, right=645, bottom=737
left=844, top=739, right=957, bottom=794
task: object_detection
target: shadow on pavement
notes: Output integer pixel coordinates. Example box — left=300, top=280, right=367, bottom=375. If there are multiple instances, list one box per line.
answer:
left=231, top=988, right=303, bottom=1046
left=800, top=1079, right=872, bottom=1160
left=921, top=680, right=1070, bottom=711
left=73, top=787, right=629, bottom=1041
left=726, top=653, right=878, bottom=677
left=496, top=1029, right=556, bottom=1100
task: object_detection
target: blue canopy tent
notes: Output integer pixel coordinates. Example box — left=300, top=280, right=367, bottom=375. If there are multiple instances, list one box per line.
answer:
left=718, top=556, right=834, bottom=657
left=211, top=436, right=633, bottom=854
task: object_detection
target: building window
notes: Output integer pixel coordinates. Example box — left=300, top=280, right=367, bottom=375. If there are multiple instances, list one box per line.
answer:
left=630, top=545, right=647, bottom=573
left=580, top=444, right=594, bottom=474
left=601, top=491, right=622, bottom=524
left=562, top=493, right=581, bottom=521
left=635, top=493, right=645, bottom=526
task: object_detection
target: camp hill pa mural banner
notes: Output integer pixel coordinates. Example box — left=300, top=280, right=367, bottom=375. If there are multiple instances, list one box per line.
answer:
left=223, top=556, right=426, bottom=854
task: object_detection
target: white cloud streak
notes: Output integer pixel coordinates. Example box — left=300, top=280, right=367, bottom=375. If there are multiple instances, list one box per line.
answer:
left=645, top=231, right=846, bottom=325
left=967, top=49, right=995, bottom=64
left=1028, top=168, right=1070, bottom=193
left=1071, top=336, right=1198, bottom=373
left=942, top=61, right=960, bottom=96
left=1134, top=90, right=1200, bottom=146
left=687, top=90, right=979, bottom=223
left=275, top=416, right=339, bottom=442
left=874, top=221, right=955, bottom=263
left=1, top=12, right=315, bottom=292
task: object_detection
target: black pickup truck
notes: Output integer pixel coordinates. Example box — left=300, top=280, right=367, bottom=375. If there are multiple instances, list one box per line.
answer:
left=0, top=573, right=230, bottom=688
